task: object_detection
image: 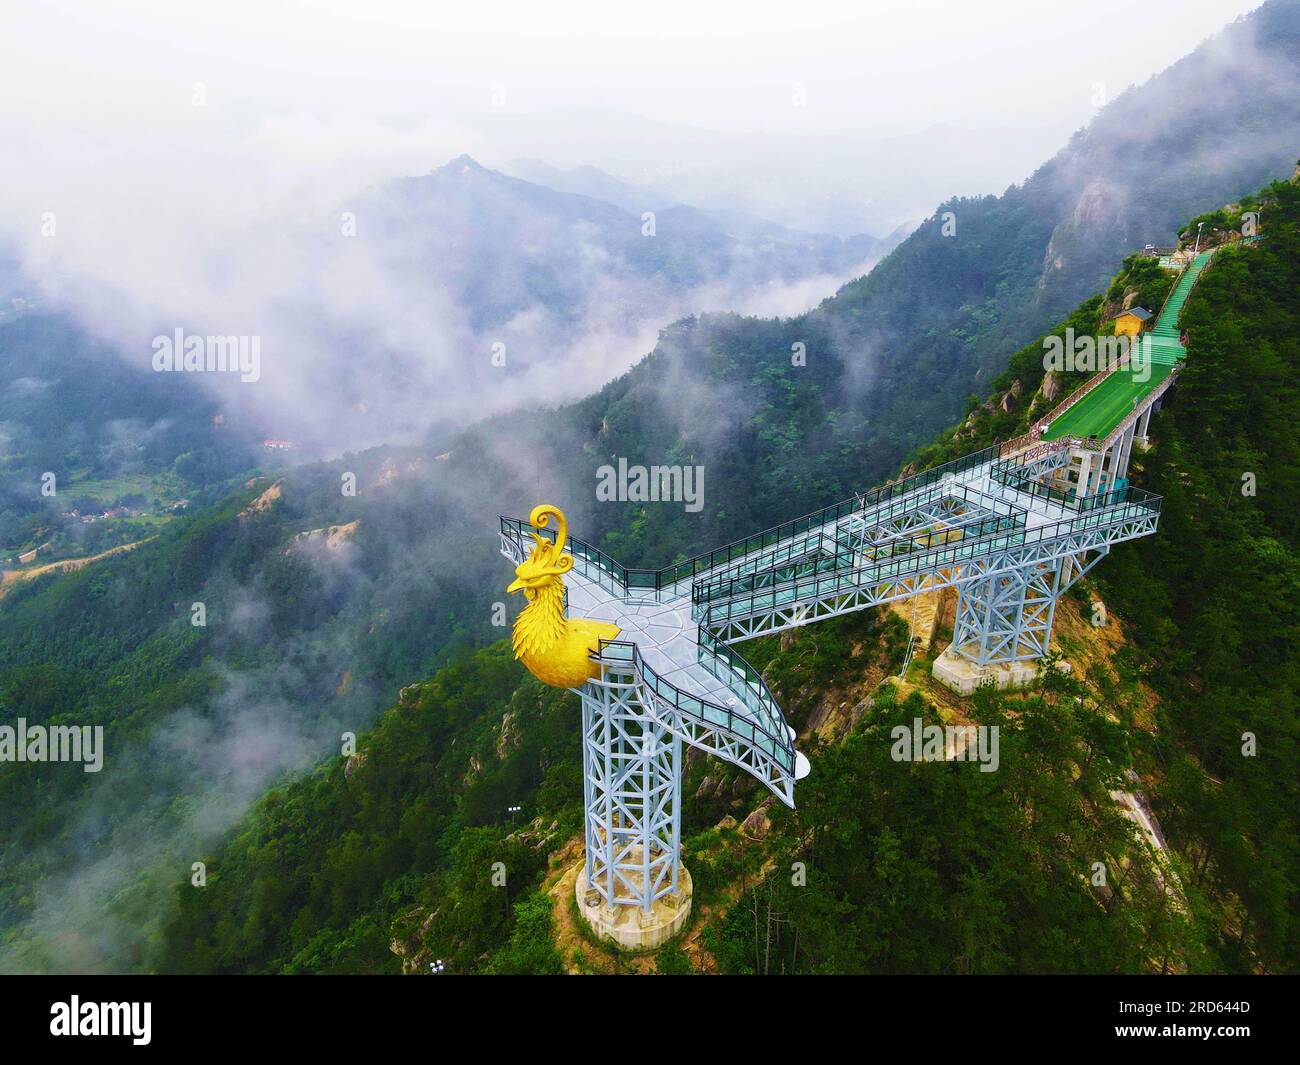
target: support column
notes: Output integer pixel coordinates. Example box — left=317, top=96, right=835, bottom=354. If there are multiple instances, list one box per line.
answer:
left=575, top=670, right=691, bottom=949
left=1088, top=448, right=1106, bottom=497
left=1100, top=442, right=1117, bottom=494
left=1115, top=422, right=1135, bottom=484
left=1075, top=450, right=1093, bottom=500
left=950, top=563, right=1059, bottom=666
left=1135, top=404, right=1152, bottom=448
left=933, top=561, right=1066, bottom=694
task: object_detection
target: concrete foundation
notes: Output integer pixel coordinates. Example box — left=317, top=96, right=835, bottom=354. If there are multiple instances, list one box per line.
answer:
left=575, top=863, right=692, bottom=951
left=931, top=647, right=1069, bottom=695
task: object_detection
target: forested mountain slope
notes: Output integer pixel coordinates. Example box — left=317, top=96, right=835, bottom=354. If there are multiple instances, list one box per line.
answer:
left=0, top=313, right=260, bottom=558
left=792, top=0, right=1300, bottom=461
left=4, top=4, right=1298, bottom=971
left=155, top=179, right=1299, bottom=975
left=878, top=175, right=1300, bottom=972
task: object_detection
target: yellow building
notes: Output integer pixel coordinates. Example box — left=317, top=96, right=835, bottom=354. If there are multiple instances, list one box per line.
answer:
left=1113, top=306, right=1152, bottom=338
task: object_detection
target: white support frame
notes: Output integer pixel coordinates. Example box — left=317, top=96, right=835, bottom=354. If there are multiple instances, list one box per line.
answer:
left=951, top=562, right=1059, bottom=666
left=502, top=428, right=1165, bottom=913
left=579, top=668, right=682, bottom=913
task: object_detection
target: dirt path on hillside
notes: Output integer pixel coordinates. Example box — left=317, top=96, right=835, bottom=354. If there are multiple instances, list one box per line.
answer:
left=0, top=538, right=155, bottom=597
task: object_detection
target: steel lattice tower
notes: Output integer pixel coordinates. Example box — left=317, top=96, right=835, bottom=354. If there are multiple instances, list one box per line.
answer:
left=579, top=666, right=682, bottom=912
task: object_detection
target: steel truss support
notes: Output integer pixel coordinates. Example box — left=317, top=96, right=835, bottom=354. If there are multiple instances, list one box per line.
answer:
left=704, top=508, right=1157, bottom=643
left=949, top=544, right=1111, bottom=667
left=951, top=562, right=1060, bottom=666
left=1058, top=546, right=1108, bottom=596
left=579, top=670, right=682, bottom=913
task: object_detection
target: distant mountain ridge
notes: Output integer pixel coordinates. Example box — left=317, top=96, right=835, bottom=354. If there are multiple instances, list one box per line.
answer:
left=501, top=156, right=910, bottom=249
left=349, top=153, right=884, bottom=334
left=811, top=0, right=1300, bottom=421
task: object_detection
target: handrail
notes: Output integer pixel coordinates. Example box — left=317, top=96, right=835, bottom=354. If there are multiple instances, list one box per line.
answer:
left=696, top=503, right=1158, bottom=623
left=999, top=437, right=1070, bottom=462
left=646, top=445, right=1000, bottom=590
left=1149, top=249, right=1201, bottom=333
left=694, top=510, right=1025, bottom=605
left=502, top=445, right=1000, bottom=597
left=698, top=529, right=847, bottom=586
left=997, top=430, right=1041, bottom=457
left=989, top=450, right=1076, bottom=508
left=1030, top=245, right=1223, bottom=442
left=503, top=461, right=1161, bottom=784
left=1095, top=365, right=1181, bottom=451
left=693, top=483, right=1161, bottom=611
left=692, top=477, right=1036, bottom=605
left=703, top=479, right=997, bottom=586
left=594, top=638, right=795, bottom=773
left=696, top=627, right=791, bottom=750
left=1031, top=361, right=1120, bottom=436
left=502, top=517, right=797, bottom=773
left=501, top=516, right=637, bottom=596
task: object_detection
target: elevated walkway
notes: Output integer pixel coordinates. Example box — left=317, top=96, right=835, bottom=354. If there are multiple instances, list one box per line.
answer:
left=502, top=234, right=1237, bottom=936
left=501, top=441, right=1162, bottom=808
left=1041, top=247, right=1215, bottom=446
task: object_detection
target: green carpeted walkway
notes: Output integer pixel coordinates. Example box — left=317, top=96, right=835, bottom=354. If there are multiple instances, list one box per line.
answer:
left=1041, top=248, right=1213, bottom=442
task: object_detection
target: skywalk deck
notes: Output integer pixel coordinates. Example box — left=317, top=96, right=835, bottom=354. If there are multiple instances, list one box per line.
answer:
left=501, top=439, right=1162, bottom=805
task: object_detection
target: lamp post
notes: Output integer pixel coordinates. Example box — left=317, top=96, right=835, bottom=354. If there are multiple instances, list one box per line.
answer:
left=1193, top=221, right=1205, bottom=255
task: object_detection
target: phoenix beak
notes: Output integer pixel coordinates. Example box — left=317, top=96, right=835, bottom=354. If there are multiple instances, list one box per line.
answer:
left=507, top=578, right=527, bottom=594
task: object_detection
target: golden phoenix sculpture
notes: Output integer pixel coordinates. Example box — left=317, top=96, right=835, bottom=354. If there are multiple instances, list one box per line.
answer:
left=507, top=505, right=620, bottom=689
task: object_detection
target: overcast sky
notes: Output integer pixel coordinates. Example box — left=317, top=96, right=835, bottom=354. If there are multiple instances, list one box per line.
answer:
left=2, top=0, right=1263, bottom=166
left=0, top=0, right=1272, bottom=453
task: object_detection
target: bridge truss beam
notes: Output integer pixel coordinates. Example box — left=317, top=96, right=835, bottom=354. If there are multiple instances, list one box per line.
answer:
left=704, top=511, right=1154, bottom=645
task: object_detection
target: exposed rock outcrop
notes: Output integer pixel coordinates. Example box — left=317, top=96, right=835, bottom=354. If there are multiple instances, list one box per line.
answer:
left=741, top=805, right=772, bottom=840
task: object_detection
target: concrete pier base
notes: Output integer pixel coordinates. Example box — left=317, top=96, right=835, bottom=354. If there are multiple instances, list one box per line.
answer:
left=575, top=863, right=692, bottom=951
left=932, top=647, right=1068, bottom=695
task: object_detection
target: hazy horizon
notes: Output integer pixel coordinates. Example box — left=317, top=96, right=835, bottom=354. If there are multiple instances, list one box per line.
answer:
left=0, top=0, right=1272, bottom=457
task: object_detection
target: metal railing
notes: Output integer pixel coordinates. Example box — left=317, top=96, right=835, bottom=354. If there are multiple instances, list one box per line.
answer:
left=502, top=457, right=1160, bottom=785
left=703, top=479, right=1004, bottom=587
left=1030, top=361, right=1122, bottom=437
left=696, top=627, right=792, bottom=753
left=645, top=445, right=999, bottom=591
left=501, top=446, right=1000, bottom=597
left=503, top=516, right=797, bottom=772
left=595, top=638, right=795, bottom=772
left=692, top=479, right=1035, bottom=610
left=693, top=507, right=1026, bottom=606
left=500, top=516, right=638, bottom=598
left=692, top=484, right=1161, bottom=617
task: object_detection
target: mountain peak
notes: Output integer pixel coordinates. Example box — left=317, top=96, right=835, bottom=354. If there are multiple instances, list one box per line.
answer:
left=437, top=153, right=490, bottom=177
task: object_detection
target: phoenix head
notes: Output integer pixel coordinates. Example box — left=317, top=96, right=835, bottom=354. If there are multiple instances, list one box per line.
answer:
left=507, top=504, right=573, bottom=601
